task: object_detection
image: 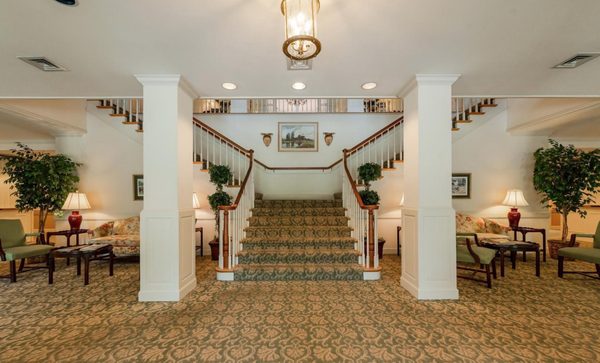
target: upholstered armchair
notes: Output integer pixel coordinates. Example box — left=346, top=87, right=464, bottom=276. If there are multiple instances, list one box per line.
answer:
left=558, top=221, right=600, bottom=279
left=0, top=219, right=54, bottom=283
left=456, top=235, right=497, bottom=288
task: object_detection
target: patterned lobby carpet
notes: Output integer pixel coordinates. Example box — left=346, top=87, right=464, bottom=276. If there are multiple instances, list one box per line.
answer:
left=1, top=256, right=599, bottom=362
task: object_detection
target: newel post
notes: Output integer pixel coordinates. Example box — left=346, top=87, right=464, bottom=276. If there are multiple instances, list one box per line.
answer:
left=222, top=209, right=230, bottom=270
left=368, top=208, right=375, bottom=269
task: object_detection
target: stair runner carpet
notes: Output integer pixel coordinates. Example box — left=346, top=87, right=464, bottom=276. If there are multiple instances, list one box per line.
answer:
left=236, top=199, right=363, bottom=280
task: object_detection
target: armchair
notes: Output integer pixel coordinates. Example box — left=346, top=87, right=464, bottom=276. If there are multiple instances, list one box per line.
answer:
left=456, top=235, right=497, bottom=288
left=558, top=221, right=600, bottom=280
left=0, top=219, right=54, bottom=283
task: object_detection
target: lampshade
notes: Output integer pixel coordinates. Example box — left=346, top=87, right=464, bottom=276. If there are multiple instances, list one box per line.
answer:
left=193, top=192, right=200, bottom=209
left=502, top=189, right=529, bottom=207
left=399, top=193, right=405, bottom=206
left=62, top=191, right=91, bottom=210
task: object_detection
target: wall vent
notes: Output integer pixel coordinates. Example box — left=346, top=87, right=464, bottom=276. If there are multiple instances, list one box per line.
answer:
left=553, top=53, right=600, bottom=69
left=18, top=56, right=68, bottom=72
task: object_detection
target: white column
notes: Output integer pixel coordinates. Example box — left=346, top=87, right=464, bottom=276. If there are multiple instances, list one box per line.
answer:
left=401, top=74, right=460, bottom=300
left=135, top=74, right=197, bottom=302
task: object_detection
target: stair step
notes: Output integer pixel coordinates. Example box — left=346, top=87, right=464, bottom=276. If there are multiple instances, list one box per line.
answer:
left=241, top=237, right=356, bottom=250
left=96, top=105, right=114, bottom=109
left=248, top=216, right=349, bottom=227
left=254, top=200, right=342, bottom=208
left=456, top=119, right=473, bottom=124
left=234, top=263, right=363, bottom=281
left=467, top=111, right=485, bottom=116
left=238, top=248, right=360, bottom=264
left=251, top=207, right=346, bottom=216
left=109, top=113, right=127, bottom=117
left=245, top=226, right=352, bottom=238
left=480, top=103, right=497, bottom=108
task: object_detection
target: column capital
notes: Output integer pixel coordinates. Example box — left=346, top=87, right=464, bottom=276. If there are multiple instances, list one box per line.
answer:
left=134, top=74, right=198, bottom=98
left=399, top=74, right=461, bottom=98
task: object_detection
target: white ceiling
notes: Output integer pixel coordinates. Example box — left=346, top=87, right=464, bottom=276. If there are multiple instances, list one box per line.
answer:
left=1, top=0, right=600, bottom=98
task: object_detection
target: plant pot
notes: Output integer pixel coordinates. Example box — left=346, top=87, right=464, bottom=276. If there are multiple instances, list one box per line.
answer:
left=548, top=239, right=580, bottom=260
left=208, top=238, right=219, bottom=261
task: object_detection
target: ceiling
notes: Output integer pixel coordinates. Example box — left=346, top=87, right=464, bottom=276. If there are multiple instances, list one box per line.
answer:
left=0, top=109, right=55, bottom=141
left=1, top=0, right=600, bottom=98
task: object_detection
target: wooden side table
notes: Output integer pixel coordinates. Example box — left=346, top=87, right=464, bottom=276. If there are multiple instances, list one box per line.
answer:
left=46, top=229, right=91, bottom=265
left=195, top=226, right=204, bottom=256
left=513, top=227, right=547, bottom=262
left=397, top=226, right=402, bottom=256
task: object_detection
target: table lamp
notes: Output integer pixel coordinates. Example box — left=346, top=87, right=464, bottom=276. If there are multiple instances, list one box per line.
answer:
left=502, top=189, right=528, bottom=229
left=62, top=191, right=91, bottom=230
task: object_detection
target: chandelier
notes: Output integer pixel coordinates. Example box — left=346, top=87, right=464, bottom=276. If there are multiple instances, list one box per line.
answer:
left=281, top=0, right=321, bottom=61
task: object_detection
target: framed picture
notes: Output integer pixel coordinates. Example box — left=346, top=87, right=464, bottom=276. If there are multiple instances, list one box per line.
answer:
left=278, top=122, right=318, bottom=152
left=133, top=174, right=144, bottom=201
left=452, top=173, right=471, bottom=199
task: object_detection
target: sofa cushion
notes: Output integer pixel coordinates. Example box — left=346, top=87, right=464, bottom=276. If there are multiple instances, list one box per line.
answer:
left=111, top=246, right=139, bottom=257
left=113, top=217, right=140, bottom=236
left=558, top=247, right=600, bottom=264
left=92, top=221, right=114, bottom=238
left=88, top=235, right=139, bottom=248
left=4, top=244, right=54, bottom=261
left=456, top=213, right=486, bottom=233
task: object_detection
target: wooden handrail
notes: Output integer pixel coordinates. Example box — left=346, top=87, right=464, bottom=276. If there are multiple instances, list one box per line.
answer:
left=193, top=117, right=252, bottom=156
left=254, top=158, right=342, bottom=171
left=219, top=151, right=254, bottom=212
left=346, top=116, right=404, bottom=156
left=342, top=150, right=378, bottom=212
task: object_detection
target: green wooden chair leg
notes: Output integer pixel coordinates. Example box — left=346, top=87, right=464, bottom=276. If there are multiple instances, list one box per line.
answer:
left=9, top=260, right=17, bottom=283
left=492, top=258, right=497, bottom=279
left=18, top=259, right=25, bottom=272
left=485, top=264, right=492, bottom=288
left=558, top=255, right=564, bottom=278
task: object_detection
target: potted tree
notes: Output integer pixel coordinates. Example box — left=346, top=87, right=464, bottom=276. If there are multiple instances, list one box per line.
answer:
left=1, top=143, right=80, bottom=238
left=357, top=162, right=384, bottom=258
left=207, top=164, right=233, bottom=260
left=358, top=162, right=382, bottom=205
left=533, top=140, right=600, bottom=258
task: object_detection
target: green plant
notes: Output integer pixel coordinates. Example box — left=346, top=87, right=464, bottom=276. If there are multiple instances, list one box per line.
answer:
left=533, top=139, right=600, bottom=243
left=359, top=190, right=380, bottom=205
left=358, top=162, right=382, bottom=190
left=209, top=164, right=232, bottom=191
left=207, top=164, right=233, bottom=237
left=1, top=143, right=80, bottom=234
left=208, top=191, right=233, bottom=213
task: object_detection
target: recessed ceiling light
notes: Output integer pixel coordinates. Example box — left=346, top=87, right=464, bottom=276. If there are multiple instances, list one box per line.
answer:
left=362, top=82, right=377, bottom=90
left=292, top=82, right=306, bottom=90
left=222, top=82, right=237, bottom=90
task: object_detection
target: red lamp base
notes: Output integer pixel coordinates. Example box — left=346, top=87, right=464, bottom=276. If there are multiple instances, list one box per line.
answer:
left=507, top=208, right=521, bottom=229
left=68, top=211, right=83, bottom=230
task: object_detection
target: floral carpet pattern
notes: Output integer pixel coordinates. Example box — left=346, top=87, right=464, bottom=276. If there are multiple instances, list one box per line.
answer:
left=1, top=256, right=600, bottom=362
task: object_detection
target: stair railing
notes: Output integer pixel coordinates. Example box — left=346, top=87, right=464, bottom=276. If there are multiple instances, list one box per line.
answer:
left=193, top=118, right=252, bottom=187
left=342, top=149, right=379, bottom=275
left=218, top=151, right=254, bottom=279
left=97, top=98, right=144, bottom=132
left=452, top=97, right=495, bottom=130
left=193, top=118, right=254, bottom=280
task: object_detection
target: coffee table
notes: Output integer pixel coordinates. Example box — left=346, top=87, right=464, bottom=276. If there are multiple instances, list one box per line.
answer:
left=480, top=239, right=540, bottom=277
left=49, top=244, right=114, bottom=285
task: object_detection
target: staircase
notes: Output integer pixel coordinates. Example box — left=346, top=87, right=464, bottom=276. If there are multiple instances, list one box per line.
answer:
left=234, top=199, right=363, bottom=280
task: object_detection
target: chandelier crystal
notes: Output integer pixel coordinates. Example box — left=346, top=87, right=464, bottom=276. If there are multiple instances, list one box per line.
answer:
left=281, top=0, right=321, bottom=61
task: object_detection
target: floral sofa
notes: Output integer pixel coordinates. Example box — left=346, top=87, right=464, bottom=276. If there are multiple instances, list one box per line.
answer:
left=456, top=213, right=512, bottom=243
left=87, top=216, right=140, bottom=257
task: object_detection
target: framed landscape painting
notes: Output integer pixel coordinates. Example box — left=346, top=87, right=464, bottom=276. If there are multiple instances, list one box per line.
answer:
left=133, top=174, right=144, bottom=200
left=278, top=122, right=318, bottom=152
left=452, top=173, right=471, bottom=199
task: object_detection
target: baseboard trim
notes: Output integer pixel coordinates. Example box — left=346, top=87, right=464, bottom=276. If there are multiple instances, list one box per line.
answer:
left=217, top=271, right=235, bottom=281
left=138, top=278, right=197, bottom=302
left=363, top=271, right=381, bottom=280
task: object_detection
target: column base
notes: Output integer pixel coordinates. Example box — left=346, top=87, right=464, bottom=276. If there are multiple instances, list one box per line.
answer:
left=138, top=277, right=197, bottom=302
left=363, top=271, right=381, bottom=280
left=217, top=270, right=235, bottom=281
left=401, top=276, right=458, bottom=300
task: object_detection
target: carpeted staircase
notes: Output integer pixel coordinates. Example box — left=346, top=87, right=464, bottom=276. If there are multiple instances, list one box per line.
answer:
left=236, top=199, right=363, bottom=280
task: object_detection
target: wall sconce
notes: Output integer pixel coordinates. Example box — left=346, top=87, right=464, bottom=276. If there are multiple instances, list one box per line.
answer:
left=262, top=133, right=273, bottom=147
left=323, top=132, right=334, bottom=146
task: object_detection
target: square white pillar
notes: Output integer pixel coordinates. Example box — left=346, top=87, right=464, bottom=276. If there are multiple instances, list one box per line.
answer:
left=135, top=74, right=197, bottom=302
left=401, top=74, right=460, bottom=300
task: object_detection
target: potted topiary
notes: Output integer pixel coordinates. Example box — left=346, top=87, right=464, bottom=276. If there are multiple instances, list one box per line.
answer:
left=207, top=164, right=233, bottom=260
left=357, top=162, right=382, bottom=205
left=1, top=143, right=80, bottom=238
left=533, top=139, right=600, bottom=258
